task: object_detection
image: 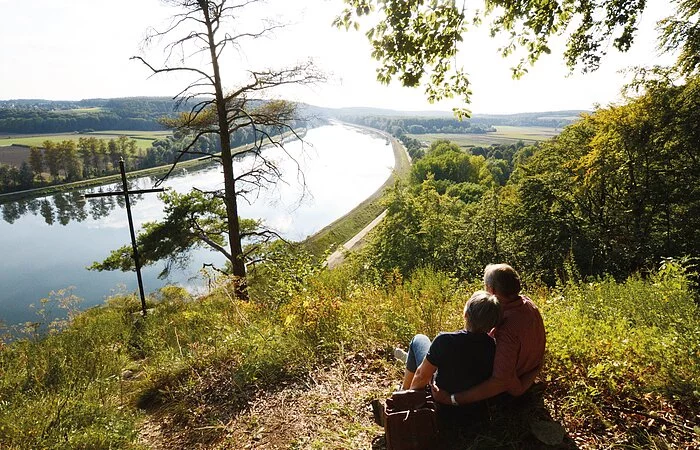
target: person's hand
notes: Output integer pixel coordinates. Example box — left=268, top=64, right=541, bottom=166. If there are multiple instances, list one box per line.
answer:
left=430, top=383, right=450, bottom=405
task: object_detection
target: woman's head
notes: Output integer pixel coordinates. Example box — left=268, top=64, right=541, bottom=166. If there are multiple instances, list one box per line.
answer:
left=463, top=290, right=502, bottom=333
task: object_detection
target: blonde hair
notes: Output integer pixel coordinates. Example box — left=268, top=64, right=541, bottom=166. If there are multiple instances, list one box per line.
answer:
left=463, top=290, right=502, bottom=333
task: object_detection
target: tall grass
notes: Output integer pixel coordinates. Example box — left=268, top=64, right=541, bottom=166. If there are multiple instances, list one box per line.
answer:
left=542, top=262, right=700, bottom=429
left=0, top=293, right=138, bottom=449
left=1, top=261, right=698, bottom=448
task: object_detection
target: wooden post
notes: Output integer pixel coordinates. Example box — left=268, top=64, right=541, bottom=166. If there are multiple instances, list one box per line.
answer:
left=83, top=158, right=164, bottom=316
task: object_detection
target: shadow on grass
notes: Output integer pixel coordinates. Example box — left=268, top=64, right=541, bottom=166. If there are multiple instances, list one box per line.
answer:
left=133, top=356, right=309, bottom=449
left=372, top=384, right=578, bottom=450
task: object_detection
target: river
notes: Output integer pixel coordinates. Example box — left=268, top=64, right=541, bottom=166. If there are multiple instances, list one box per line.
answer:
left=0, top=124, right=394, bottom=326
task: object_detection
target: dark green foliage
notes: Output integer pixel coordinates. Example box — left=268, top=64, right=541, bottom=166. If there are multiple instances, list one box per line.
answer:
left=138, top=134, right=219, bottom=168
left=397, top=133, right=425, bottom=159
left=411, top=140, right=478, bottom=185
left=445, top=182, right=488, bottom=204
left=471, top=140, right=527, bottom=166
left=507, top=76, right=700, bottom=280
left=0, top=137, right=145, bottom=194
left=341, top=115, right=494, bottom=135
left=335, top=0, right=696, bottom=111
left=0, top=164, right=20, bottom=194
left=0, top=98, right=176, bottom=134
left=359, top=75, right=700, bottom=285
left=360, top=179, right=498, bottom=279
left=90, top=189, right=263, bottom=277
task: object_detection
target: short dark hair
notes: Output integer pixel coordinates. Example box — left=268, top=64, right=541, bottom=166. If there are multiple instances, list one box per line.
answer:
left=463, top=290, right=502, bottom=333
left=483, top=263, right=521, bottom=298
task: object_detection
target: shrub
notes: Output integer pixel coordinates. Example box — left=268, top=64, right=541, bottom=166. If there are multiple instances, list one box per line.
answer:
left=540, top=260, right=700, bottom=424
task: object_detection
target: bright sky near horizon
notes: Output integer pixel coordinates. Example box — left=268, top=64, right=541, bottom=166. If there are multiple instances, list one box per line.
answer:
left=0, top=0, right=675, bottom=114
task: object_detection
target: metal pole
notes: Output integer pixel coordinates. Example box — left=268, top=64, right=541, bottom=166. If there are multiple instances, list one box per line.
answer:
left=119, top=158, right=147, bottom=316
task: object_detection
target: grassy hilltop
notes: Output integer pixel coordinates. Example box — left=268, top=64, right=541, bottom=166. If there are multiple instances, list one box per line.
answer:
left=0, top=261, right=698, bottom=449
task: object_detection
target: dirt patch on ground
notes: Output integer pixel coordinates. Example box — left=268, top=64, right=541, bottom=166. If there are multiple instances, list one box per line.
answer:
left=0, top=145, right=30, bottom=166
left=134, top=346, right=698, bottom=449
left=135, top=351, right=587, bottom=450
left=137, top=351, right=398, bottom=449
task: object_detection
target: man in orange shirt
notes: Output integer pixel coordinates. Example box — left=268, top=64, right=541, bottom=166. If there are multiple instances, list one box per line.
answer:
left=431, top=263, right=546, bottom=406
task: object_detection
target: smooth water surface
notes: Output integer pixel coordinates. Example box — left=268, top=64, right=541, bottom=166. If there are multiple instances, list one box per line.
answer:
left=0, top=124, right=393, bottom=325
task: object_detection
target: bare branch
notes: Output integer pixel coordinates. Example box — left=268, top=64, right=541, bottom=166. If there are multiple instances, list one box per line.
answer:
left=202, top=262, right=228, bottom=275
left=127, top=0, right=325, bottom=290
left=154, top=128, right=221, bottom=186
left=145, top=12, right=202, bottom=43
left=130, top=56, right=215, bottom=85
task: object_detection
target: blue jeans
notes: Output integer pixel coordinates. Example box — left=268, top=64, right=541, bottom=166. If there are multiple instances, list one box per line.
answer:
left=406, top=334, right=431, bottom=372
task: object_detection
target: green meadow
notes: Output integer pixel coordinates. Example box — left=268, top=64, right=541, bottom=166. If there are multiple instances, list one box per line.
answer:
left=0, top=130, right=171, bottom=151
left=51, top=107, right=105, bottom=115
left=409, top=125, right=562, bottom=148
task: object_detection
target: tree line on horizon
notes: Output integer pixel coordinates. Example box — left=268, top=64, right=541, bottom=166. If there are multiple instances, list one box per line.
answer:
left=0, top=98, right=181, bottom=134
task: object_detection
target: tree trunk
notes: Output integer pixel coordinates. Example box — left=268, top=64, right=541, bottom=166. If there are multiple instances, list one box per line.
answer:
left=201, top=0, right=248, bottom=298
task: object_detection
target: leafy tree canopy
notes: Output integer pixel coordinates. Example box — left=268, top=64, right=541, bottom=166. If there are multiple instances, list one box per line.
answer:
left=355, top=74, right=700, bottom=283
left=335, top=0, right=700, bottom=115
left=89, top=190, right=273, bottom=278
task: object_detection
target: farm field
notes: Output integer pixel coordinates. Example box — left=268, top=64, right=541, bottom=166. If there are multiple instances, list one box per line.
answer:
left=408, top=125, right=561, bottom=148
left=88, top=130, right=171, bottom=138
left=0, top=130, right=171, bottom=166
left=0, top=145, right=31, bottom=167
left=52, top=107, right=104, bottom=114
left=0, top=130, right=170, bottom=150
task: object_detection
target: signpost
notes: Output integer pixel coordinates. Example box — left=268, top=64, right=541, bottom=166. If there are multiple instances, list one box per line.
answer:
left=83, top=158, right=164, bottom=316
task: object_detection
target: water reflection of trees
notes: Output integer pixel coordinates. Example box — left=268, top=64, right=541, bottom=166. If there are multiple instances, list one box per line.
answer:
left=0, top=178, right=149, bottom=225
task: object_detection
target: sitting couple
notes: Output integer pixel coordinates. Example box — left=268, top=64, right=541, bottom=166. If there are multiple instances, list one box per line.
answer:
left=397, top=263, right=546, bottom=410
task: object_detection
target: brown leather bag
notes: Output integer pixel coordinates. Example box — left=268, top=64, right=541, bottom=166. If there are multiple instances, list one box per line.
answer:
left=383, top=388, right=440, bottom=450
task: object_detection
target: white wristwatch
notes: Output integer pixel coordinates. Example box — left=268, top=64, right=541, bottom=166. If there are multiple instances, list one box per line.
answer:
left=450, top=393, right=458, bottom=406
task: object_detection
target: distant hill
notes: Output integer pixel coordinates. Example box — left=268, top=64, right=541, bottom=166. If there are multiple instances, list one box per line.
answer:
left=0, top=97, right=587, bottom=135
left=306, top=106, right=456, bottom=118
left=467, top=110, right=587, bottom=128
left=0, top=97, right=183, bottom=134
left=300, top=104, right=587, bottom=128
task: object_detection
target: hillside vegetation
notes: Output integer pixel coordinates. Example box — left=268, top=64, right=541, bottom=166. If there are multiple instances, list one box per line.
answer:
left=0, top=262, right=697, bottom=449
left=1, top=75, right=700, bottom=448
left=0, top=98, right=178, bottom=134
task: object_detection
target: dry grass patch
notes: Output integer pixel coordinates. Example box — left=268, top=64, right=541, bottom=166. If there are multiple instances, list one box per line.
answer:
left=137, top=350, right=399, bottom=450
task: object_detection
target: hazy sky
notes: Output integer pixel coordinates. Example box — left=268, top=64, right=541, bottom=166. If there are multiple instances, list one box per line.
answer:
left=0, top=0, right=675, bottom=114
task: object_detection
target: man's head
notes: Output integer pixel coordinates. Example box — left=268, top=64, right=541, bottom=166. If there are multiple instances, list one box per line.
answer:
left=483, top=263, right=521, bottom=299
left=463, top=290, right=502, bottom=333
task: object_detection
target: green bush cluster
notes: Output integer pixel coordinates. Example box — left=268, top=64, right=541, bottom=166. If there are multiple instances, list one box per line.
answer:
left=541, top=262, right=700, bottom=420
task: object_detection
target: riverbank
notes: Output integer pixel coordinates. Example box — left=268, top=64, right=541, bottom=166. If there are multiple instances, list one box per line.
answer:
left=303, top=124, right=411, bottom=257
left=0, top=129, right=308, bottom=203
left=0, top=156, right=216, bottom=203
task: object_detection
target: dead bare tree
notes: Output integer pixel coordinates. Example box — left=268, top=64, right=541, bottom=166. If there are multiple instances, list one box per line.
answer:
left=120, top=0, right=322, bottom=296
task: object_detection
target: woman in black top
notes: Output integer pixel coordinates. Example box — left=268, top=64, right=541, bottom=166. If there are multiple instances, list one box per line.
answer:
left=397, top=291, right=502, bottom=407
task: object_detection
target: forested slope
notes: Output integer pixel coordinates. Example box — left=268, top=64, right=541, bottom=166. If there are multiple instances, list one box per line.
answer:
left=0, top=98, right=177, bottom=134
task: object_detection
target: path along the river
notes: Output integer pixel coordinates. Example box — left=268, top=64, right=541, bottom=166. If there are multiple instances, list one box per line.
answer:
left=319, top=125, right=411, bottom=268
